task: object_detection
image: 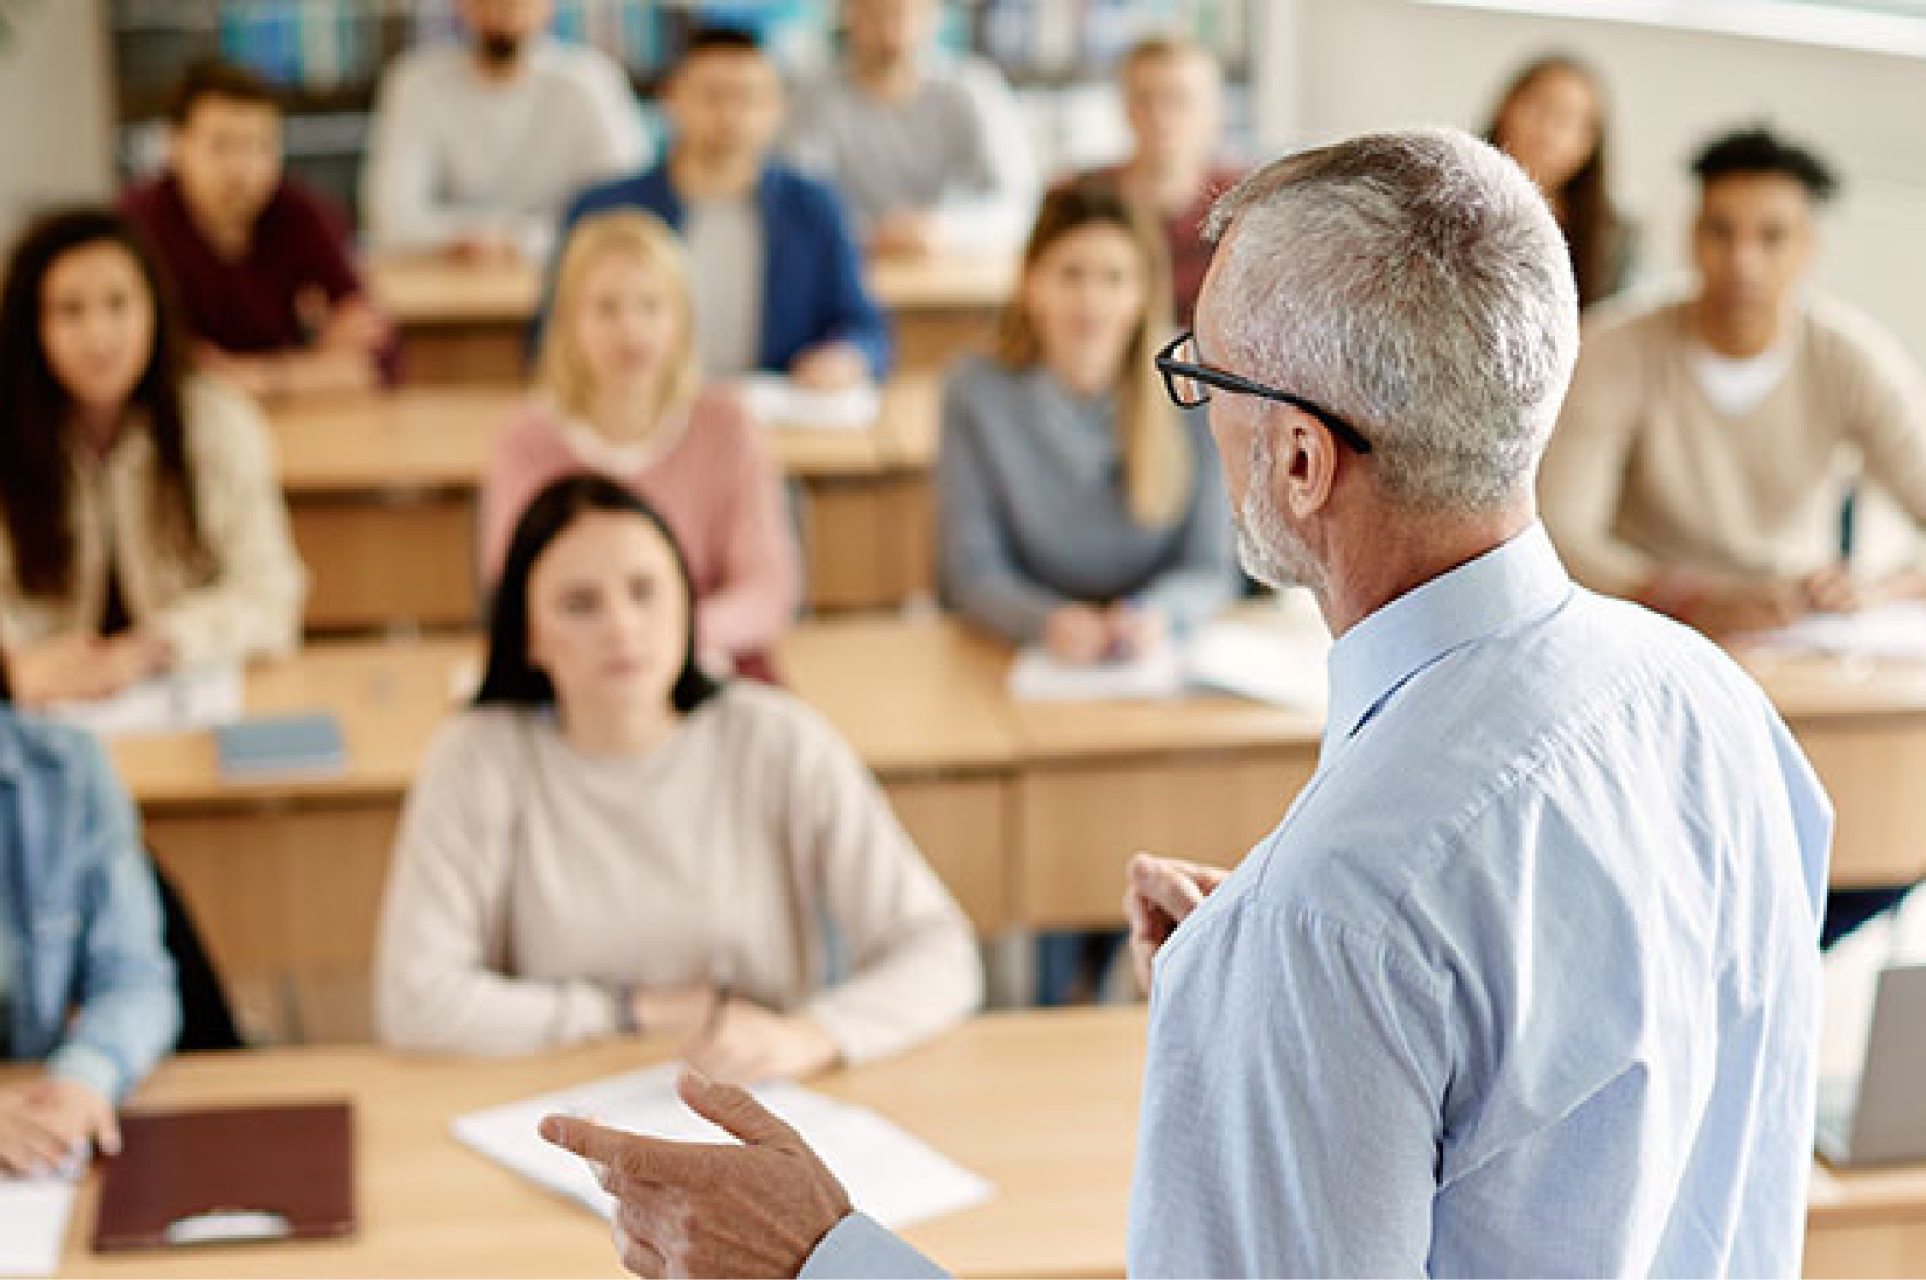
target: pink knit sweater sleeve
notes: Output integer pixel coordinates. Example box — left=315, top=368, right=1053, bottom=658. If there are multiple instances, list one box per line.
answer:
left=477, top=401, right=573, bottom=592
left=695, top=392, right=803, bottom=658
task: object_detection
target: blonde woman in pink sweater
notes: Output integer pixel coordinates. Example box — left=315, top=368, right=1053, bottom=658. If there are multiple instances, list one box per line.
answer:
left=480, top=210, right=801, bottom=670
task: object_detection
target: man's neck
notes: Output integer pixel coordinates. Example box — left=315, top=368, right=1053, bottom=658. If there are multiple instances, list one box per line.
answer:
left=1316, top=502, right=1535, bottom=639
left=669, top=150, right=761, bottom=203
left=852, top=56, right=920, bottom=104
left=471, top=50, right=528, bottom=85
left=1691, top=298, right=1790, bottom=360
left=182, top=197, right=252, bottom=263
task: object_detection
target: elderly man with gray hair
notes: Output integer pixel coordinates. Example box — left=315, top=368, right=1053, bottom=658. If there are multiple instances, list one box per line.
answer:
left=541, top=127, right=1831, bottom=1278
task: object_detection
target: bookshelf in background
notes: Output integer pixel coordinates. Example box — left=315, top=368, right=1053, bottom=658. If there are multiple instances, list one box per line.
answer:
left=107, top=0, right=1258, bottom=231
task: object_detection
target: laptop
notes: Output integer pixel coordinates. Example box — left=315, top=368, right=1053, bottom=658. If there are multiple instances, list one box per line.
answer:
left=1816, top=963, right=1926, bottom=1167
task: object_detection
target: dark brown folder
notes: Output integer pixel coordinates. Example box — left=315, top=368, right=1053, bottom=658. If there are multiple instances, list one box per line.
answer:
left=91, top=1101, right=356, bottom=1252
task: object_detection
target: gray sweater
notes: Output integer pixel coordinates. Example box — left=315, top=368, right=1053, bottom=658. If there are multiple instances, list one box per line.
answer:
left=937, top=355, right=1238, bottom=643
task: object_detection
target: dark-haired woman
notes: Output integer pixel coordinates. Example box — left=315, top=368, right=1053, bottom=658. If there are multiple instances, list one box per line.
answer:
left=0, top=209, right=305, bottom=706
left=1484, top=54, right=1635, bottom=308
left=373, top=474, right=980, bottom=1080
left=0, top=645, right=180, bottom=1174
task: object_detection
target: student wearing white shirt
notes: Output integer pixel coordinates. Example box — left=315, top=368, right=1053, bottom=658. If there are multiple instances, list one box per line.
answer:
left=361, top=0, right=645, bottom=262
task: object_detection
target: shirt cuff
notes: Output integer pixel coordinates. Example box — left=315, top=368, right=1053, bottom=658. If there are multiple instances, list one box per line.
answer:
left=798, top=1213, right=949, bottom=1279
left=47, top=1043, right=124, bottom=1104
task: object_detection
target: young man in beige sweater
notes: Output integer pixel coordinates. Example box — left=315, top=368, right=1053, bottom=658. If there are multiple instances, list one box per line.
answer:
left=1540, top=126, right=1926, bottom=639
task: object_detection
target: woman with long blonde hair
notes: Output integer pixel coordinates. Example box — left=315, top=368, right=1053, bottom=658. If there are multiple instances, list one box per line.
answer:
left=937, top=180, right=1234, bottom=667
left=479, top=210, right=800, bottom=669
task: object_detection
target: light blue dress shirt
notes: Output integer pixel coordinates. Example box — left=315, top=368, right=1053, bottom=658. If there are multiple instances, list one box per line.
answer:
left=802, top=524, right=1830, bottom=1278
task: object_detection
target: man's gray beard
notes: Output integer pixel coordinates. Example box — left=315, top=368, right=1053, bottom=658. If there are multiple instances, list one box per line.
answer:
left=1235, top=435, right=1324, bottom=593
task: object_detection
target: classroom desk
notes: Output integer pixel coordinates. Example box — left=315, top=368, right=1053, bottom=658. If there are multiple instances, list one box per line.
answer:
left=368, top=251, right=1013, bottom=385
left=867, top=250, right=1016, bottom=371
left=51, top=1007, right=1139, bottom=1279
left=35, top=1002, right=1924, bottom=1279
left=111, top=620, right=1926, bottom=1044
left=1738, top=651, right=1926, bottom=889
left=269, top=376, right=941, bottom=631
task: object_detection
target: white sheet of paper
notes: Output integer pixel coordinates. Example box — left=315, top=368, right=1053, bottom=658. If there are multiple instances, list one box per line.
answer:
left=737, top=375, right=881, bottom=431
left=1007, top=642, right=1188, bottom=702
left=1185, top=618, right=1331, bottom=713
left=43, top=664, right=244, bottom=739
left=453, top=1064, right=992, bottom=1231
left=1746, top=601, right=1926, bottom=662
left=0, top=1177, right=76, bottom=1276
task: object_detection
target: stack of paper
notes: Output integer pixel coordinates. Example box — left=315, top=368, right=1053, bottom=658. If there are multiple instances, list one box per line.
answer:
left=453, top=1064, right=992, bottom=1231
left=737, top=375, right=881, bottom=431
left=44, top=665, right=243, bottom=739
left=1007, top=615, right=1331, bottom=711
left=0, top=1177, right=75, bottom=1276
left=1747, top=601, right=1926, bottom=662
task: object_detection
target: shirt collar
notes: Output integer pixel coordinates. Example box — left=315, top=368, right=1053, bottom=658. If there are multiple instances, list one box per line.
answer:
left=1321, top=522, right=1573, bottom=761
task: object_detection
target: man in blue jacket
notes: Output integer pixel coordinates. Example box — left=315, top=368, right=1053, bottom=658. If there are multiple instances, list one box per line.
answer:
left=558, top=25, right=891, bottom=390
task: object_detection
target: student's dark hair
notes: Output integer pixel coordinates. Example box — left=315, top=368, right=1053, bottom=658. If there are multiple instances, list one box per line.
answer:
left=169, top=57, right=281, bottom=124
left=476, top=473, right=722, bottom=713
left=0, top=644, right=11, bottom=704
left=1692, top=126, right=1839, bottom=203
left=675, top=23, right=762, bottom=68
left=1483, top=52, right=1622, bottom=308
left=0, top=208, right=207, bottom=598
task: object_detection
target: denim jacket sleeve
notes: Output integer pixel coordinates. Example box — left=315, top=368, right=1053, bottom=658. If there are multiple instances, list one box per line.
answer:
left=46, top=732, right=180, bottom=1103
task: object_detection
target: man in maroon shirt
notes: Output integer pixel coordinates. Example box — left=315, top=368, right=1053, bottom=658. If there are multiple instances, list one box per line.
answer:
left=1071, top=35, right=1244, bottom=325
left=122, top=59, right=394, bottom=396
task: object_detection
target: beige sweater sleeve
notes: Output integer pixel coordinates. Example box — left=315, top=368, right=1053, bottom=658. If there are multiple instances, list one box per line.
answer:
left=1538, top=313, right=1663, bottom=596
left=779, top=701, right=984, bottom=1064
left=1826, top=304, right=1926, bottom=531
left=156, top=379, right=309, bottom=665
left=374, top=714, right=625, bottom=1055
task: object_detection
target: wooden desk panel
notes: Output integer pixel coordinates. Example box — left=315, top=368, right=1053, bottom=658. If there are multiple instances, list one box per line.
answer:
left=272, top=380, right=940, bottom=627
left=55, top=1008, right=1141, bottom=1280
left=1807, top=1161, right=1926, bottom=1277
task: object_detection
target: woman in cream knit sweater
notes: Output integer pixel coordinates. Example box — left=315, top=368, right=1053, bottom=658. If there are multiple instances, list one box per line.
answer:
left=375, top=473, right=980, bottom=1079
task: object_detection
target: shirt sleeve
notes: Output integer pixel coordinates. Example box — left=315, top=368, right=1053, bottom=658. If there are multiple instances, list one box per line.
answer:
left=925, top=63, right=1038, bottom=255
left=799, top=1213, right=950, bottom=1279
left=1134, top=412, right=1238, bottom=631
left=47, top=733, right=180, bottom=1103
left=783, top=702, right=983, bottom=1065
left=151, top=381, right=309, bottom=665
left=1832, top=311, right=1926, bottom=534
left=362, top=59, right=479, bottom=254
left=1127, top=894, right=1450, bottom=1277
left=692, top=399, right=802, bottom=659
left=373, top=719, right=627, bottom=1055
left=804, top=184, right=895, bottom=379
left=1537, top=316, right=1661, bottom=596
left=935, top=369, right=1071, bottom=643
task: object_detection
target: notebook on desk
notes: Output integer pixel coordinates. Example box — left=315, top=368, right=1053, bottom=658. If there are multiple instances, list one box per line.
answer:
left=92, top=1101, right=355, bottom=1253
left=215, top=712, right=346, bottom=780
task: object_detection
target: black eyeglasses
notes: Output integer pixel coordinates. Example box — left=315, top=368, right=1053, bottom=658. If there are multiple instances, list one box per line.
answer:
left=1155, top=331, right=1373, bottom=455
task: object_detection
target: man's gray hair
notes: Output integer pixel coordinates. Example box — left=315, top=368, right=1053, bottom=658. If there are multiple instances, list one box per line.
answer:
left=1203, top=127, right=1579, bottom=512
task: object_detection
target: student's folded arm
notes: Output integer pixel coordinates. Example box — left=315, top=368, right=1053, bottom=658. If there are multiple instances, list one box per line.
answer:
left=786, top=704, right=983, bottom=1065
left=362, top=67, right=469, bottom=254
left=374, top=720, right=625, bottom=1056
left=150, top=381, right=307, bottom=665
left=51, top=734, right=180, bottom=1104
left=935, top=381, right=1070, bottom=643
left=695, top=406, right=803, bottom=657
left=1535, top=324, right=1660, bottom=598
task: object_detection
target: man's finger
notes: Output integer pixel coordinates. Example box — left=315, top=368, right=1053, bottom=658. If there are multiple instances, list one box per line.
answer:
left=677, top=1068, right=804, bottom=1151
left=539, top=1114, right=719, bottom=1190
left=1130, top=855, right=1208, bottom=922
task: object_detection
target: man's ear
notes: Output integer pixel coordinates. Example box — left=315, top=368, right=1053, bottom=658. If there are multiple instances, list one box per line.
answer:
left=1280, top=410, right=1340, bottom=520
